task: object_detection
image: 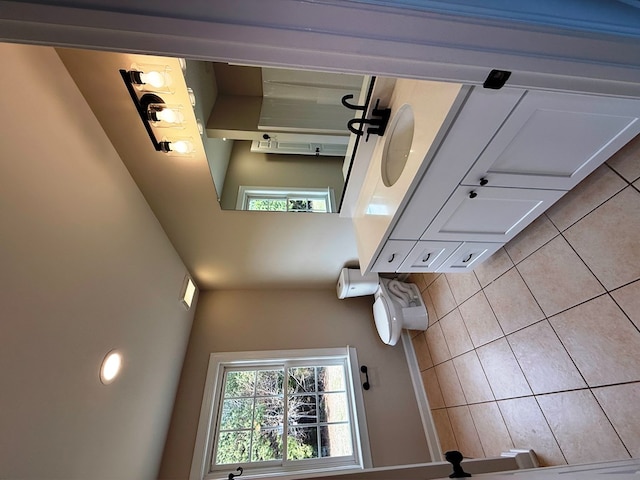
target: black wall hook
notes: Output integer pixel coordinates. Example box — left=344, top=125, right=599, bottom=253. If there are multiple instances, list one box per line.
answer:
left=360, top=365, right=370, bottom=390
left=228, top=466, right=243, bottom=480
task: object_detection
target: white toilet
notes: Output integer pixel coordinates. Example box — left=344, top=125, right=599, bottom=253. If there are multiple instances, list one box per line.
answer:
left=337, top=268, right=428, bottom=345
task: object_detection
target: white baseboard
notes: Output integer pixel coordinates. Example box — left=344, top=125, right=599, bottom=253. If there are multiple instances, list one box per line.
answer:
left=401, top=330, right=443, bottom=462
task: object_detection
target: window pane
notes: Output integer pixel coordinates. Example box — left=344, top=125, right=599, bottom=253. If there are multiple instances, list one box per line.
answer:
left=319, top=393, right=348, bottom=422
left=220, top=398, right=254, bottom=430
left=310, top=199, right=328, bottom=212
left=215, top=431, right=250, bottom=465
left=288, top=427, right=318, bottom=460
left=255, top=369, right=284, bottom=396
left=252, top=428, right=283, bottom=462
left=288, top=395, right=317, bottom=425
left=248, top=198, right=286, bottom=211
left=224, top=370, right=256, bottom=398
left=289, top=367, right=316, bottom=393
left=255, top=397, right=284, bottom=427
left=317, top=365, right=345, bottom=392
left=320, top=424, right=353, bottom=458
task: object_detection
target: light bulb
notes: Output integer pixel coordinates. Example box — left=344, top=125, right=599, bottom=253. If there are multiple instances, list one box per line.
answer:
left=155, top=108, right=184, bottom=124
left=171, top=140, right=193, bottom=154
left=187, top=87, right=196, bottom=107
left=160, top=139, right=194, bottom=154
left=139, top=70, right=166, bottom=88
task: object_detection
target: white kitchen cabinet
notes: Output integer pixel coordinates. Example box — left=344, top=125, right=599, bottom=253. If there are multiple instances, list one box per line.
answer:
left=398, top=240, right=462, bottom=272
left=462, top=90, right=640, bottom=191
left=436, top=242, right=502, bottom=273
left=421, top=185, right=564, bottom=243
left=371, top=240, right=415, bottom=272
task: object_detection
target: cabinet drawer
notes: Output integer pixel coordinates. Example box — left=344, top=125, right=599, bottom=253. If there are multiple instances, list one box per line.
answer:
left=437, top=242, right=502, bottom=273
left=371, top=240, right=415, bottom=273
left=398, top=241, right=461, bottom=272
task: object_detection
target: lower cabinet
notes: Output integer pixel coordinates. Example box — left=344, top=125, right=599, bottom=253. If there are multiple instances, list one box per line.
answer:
left=366, top=88, right=640, bottom=275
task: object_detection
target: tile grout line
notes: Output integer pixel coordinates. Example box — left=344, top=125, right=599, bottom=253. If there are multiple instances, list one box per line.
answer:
left=589, top=387, right=632, bottom=459
left=531, top=393, right=570, bottom=465
left=545, top=162, right=629, bottom=235
left=606, top=160, right=638, bottom=188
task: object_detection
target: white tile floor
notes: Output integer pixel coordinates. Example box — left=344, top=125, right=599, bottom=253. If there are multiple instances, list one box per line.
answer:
left=409, top=135, right=640, bottom=466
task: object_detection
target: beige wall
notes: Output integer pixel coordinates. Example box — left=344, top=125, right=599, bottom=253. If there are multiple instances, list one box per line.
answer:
left=0, top=43, right=196, bottom=480
left=158, top=289, right=430, bottom=479
left=220, top=141, right=345, bottom=209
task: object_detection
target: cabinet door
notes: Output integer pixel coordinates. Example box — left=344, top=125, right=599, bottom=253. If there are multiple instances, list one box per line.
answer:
left=462, top=90, right=640, bottom=190
left=371, top=240, right=415, bottom=273
left=422, top=186, right=564, bottom=243
left=437, top=242, right=502, bottom=273
left=398, top=241, right=462, bottom=272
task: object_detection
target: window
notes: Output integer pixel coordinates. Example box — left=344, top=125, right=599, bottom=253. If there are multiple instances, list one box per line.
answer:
left=236, top=187, right=335, bottom=213
left=190, top=348, right=371, bottom=480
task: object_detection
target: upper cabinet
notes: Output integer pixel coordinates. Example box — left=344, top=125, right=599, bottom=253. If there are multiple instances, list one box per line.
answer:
left=462, top=90, right=640, bottom=191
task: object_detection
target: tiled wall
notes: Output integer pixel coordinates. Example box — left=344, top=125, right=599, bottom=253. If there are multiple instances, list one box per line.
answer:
left=409, top=135, right=640, bottom=467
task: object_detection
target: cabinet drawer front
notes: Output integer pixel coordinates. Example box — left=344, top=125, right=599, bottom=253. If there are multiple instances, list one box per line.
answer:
left=463, top=90, right=640, bottom=191
left=437, top=242, right=502, bottom=273
left=398, top=241, right=461, bottom=272
left=371, top=240, right=415, bottom=273
left=421, top=186, right=564, bottom=243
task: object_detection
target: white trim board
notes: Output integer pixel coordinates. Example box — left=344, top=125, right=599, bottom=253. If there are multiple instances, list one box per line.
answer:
left=400, top=330, right=443, bottom=462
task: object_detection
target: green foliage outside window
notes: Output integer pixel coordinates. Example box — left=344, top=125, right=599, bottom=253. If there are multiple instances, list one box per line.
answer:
left=214, top=365, right=350, bottom=467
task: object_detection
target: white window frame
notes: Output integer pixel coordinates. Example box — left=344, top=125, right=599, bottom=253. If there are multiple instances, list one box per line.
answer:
left=236, top=186, right=336, bottom=213
left=190, top=347, right=371, bottom=480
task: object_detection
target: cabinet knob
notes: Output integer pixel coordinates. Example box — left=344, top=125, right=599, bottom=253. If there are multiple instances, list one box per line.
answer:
left=480, top=178, right=488, bottom=186
left=388, top=253, right=395, bottom=263
left=469, top=191, right=478, bottom=199
left=421, top=253, right=431, bottom=263
left=462, top=253, right=473, bottom=263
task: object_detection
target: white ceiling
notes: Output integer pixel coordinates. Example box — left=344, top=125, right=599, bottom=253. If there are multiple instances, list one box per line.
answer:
left=57, top=47, right=361, bottom=290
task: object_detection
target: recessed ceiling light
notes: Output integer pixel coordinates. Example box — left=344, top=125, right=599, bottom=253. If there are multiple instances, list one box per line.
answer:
left=100, top=350, right=123, bottom=385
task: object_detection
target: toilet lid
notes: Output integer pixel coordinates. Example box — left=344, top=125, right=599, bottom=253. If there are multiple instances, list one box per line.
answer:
left=373, top=296, right=399, bottom=345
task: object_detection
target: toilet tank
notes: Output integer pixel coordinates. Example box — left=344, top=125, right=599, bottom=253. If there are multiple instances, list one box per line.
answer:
left=336, top=268, right=379, bottom=299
